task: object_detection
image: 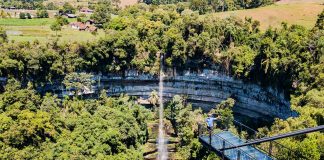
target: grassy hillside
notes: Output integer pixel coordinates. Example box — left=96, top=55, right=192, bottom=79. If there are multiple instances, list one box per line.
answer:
left=276, top=0, right=323, bottom=4
left=213, top=1, right=324, bottom=30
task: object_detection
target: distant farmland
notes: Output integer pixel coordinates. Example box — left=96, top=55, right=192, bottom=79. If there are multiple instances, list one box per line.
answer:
left=213, top=1, right=324, bottom=30
left=0, top=18, right=104, bottom=43
left=120, top=0, right=138, bottom=8
left=44, top=0, right=138, bottom=8
left=117, top=0, right=324, bottom=30
left=1, top=0, right=322, bottom=43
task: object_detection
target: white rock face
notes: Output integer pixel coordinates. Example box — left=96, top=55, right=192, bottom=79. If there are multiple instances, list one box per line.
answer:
left=2, top=70, right=295, bottom=121
left=97, top=70, right=295, bottom=121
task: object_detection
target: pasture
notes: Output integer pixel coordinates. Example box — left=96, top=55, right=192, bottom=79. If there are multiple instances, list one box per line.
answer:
left=0, top=18, right=104, bottom=43
left=0, top=18, right=56, bottom=26
left=213, top=1, right=324, bottom=30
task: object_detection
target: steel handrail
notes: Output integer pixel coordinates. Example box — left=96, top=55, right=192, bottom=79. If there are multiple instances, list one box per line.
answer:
left=220, top=125, right=324, bottom=160
left=214, top=133, right=257, bottom=160
left=199, top=123, right=257, bottom=160
left=232, top=119, right=309, bottom=159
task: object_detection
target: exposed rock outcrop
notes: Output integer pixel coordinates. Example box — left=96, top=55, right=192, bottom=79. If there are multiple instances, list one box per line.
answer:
left=1, top=70, right=296, bottom=122
left=99, top=70, right=295, bottom=122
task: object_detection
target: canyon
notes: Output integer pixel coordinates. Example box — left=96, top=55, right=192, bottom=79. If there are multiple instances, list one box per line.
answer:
left=0, top=70, right=297, bottom=124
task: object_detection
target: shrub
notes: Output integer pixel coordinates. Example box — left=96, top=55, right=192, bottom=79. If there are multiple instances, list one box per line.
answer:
left=26, top=13, right=32, bottom=19
left=36, top=10, right=49, bottom=18
left=19, top=12, right=26, bottom=19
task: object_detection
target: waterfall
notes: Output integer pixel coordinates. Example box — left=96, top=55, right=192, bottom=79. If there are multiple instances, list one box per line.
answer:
left=158, top=55, right=168, bottom=160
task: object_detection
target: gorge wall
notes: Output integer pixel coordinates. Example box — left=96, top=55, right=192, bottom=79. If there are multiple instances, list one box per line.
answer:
left=98, top=70, right=295, bottom=122
left=0, top=70, right=296, bottom=123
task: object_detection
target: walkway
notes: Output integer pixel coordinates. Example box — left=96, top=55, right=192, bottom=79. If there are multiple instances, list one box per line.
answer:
left=199, top=131, right=272, bottom=160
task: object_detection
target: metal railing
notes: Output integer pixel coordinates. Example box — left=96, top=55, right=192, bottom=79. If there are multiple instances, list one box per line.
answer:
left=198, top=119, right=314, bottom=160
left=198, top=123, right=257, bottom=160
left=232, top=120, right=310, bottom=160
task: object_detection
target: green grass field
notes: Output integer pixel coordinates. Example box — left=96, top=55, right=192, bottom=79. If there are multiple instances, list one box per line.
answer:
left=0, top=18, right=104, bottom=43
left=213, top=2, right=324, bottom=30
left=0, top=18, right=80, bottom=26
left=5, top=26, right=105, bottom=43
left=0, top=18, right=56, bottom=26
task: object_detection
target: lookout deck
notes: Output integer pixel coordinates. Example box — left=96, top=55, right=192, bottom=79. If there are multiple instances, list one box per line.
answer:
left=199, top=131, right=272, bottom=160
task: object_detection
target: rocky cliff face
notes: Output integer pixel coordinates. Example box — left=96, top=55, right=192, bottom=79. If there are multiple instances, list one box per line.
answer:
left=1, top=70, right=296, bottom=122
left=99, top=70, right=295, bottom=122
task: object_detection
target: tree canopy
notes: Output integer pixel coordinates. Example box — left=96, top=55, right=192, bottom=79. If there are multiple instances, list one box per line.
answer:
left=0, top=3, right=323, bottom=160
left=0, top=82, right=151, bottom=159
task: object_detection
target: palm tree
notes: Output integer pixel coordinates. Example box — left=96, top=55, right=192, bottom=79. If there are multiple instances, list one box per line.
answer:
left=148, top=90, right=159, bottom=108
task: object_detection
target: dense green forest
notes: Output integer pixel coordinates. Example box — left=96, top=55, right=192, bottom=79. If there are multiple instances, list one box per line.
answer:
left=0, top=2, right=323, bottom=160
left=0, top=0, right=47, bottom=10
left=1, top=0, right=274, bottom=13
left=143, top=0, right=274, bottom=14
left=0, top=82, right=151, bottom=159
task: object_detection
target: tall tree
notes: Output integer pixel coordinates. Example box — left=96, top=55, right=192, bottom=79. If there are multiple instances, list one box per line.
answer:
left=315, top=9, right=324, bottom=30
left=91, top=0, right=112, bottom=28
left=63, top=72, right=94, bottom=96
left=189, top=0, right=209, bottom=14
left=209, top=98, right=235, bottom=129
left=0, top=27, right=7, bottom=43
left=148, top=90, right=159, bottom=108
left=165, top=95, right=185, bottom=135
left=62, top=2, right=76, bottom=14
left=50, top=22, right=61, bottom=36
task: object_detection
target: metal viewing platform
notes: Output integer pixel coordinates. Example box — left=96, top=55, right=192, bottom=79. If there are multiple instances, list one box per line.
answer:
left=200, top=131, right=272, bottom=160
left=198, top=119, right=324, bottom=160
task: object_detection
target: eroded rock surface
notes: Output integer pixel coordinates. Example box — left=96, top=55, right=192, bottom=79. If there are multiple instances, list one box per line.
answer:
left=1, top=70, right=296, bottom=122
left=99, top=70, right=295, bottom=121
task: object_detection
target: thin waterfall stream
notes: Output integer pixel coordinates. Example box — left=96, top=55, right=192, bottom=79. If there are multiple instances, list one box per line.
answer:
left=158, top=55, right=168, bottom=160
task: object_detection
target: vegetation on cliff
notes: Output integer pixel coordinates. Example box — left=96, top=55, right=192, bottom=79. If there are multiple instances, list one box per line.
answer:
left=1, top=6, right=323, bottom=94
left=0, top=2, right=323, bottom=160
